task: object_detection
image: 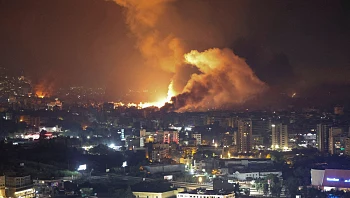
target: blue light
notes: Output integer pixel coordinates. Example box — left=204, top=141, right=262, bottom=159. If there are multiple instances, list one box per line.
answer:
left=327, top=178, right=339, bottom=182
left=345, top=179, right=350, bottom=182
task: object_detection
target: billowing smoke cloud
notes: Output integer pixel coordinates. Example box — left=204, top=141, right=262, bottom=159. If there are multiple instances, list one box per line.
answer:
left=113, top=0, right=184, bottom=74
left=113, top=0, right=268, bottom=111
left=172, top=48, right=267, bottom=111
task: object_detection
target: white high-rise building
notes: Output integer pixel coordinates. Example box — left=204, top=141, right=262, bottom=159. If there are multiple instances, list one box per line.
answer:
left=271, top=123, right=288, bottom=150
left=192, top=133, right=202, bottom=145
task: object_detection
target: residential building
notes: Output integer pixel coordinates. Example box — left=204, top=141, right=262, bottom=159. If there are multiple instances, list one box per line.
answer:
left=177, top=190, right=234, bottom=198
left=147, top=143, right=170, bottom=162
left=237, top=119, right=252, bottom=153
left=345, top=138, right=350, bottom=156
left=150, top=149, right=169, bottom=162
left=219, top=158, right=273, bottom=167
left=163, top=131, right=179, bottom=144
left=271, top=123, right=288, bottom=150
left=230, top=170, right=282, bottom=181
left=329, top=127, right=344, bottom=155
left=0, top=176, right=5, bottom=198
left=133, top=188, right=184, bottom=198
left=317, top=124, right=330, bottom=153
left=143, top=164, right=185, bottom=174
left=192, top=133, right=202, bottom=146
left=4, top=175, right=35, bottom=198
left=252, top=134, right=264, bottom=149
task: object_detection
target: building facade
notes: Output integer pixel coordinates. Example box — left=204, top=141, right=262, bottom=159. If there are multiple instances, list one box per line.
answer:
left=192, top=133, right=202, bottom=146
left=177, top=191, right=234, bottom=198
left=2, top=175, right=35, bottom=198
left=271, top=123, right=288, bottom=150
left=237, top=119, right=252, bottom=153
left=317, top=124, right=330, bottom=153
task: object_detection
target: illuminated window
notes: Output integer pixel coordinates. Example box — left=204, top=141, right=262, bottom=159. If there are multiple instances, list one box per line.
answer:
left=327, top=178, right=339, bottom=182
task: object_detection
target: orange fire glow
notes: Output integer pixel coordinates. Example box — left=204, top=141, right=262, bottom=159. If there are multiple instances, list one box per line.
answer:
left=112, top=0, right=267, bottom=111
left=35, top=91, right=46, bottom=98
left=116, top=80, right=176, bottom=109
left=35, top=89, right=50, bottom=98
left=34, top=79, right=54, bottom=98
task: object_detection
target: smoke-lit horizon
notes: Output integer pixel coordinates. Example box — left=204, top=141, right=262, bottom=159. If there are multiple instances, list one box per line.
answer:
left=0, top=0, right=349, bottom=107
left=113, top=0, right=268, bottom=110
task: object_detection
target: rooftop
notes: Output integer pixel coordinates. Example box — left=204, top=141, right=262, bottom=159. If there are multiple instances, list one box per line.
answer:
left=180, top=190, right=233, bottom=195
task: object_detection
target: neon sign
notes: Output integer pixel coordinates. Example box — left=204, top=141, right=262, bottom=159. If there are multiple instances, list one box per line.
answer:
left=327, top=178, right=339, bottom=182
left=345, top=179, right=350, bottom=182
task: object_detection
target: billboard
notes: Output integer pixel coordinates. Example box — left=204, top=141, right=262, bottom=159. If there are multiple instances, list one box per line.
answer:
left=78, top=164, right=87, bottom=171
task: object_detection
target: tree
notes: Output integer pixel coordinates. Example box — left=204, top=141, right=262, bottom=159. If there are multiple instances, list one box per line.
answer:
left=89, top=144, right=113, bottom=155
left=233, top=183, right=241, bottom=196
left=112, top=186, right=135, bottom=198
left=285, top=177, right=300, bottom=197
left=263, top=183, right=269, bottom=195
left=266, top=174, right=282, bottom=197
left=123, top=186, right=136, bottom=198
left=305, top=187, right=326, bottom=198
left=255, top=178, right=263, bottom=192
left=243, top=188, right=250, bottom=196
left=39, top=130, right=48, bottom=139
left=293, top=166, right=310, bottom=186
left=270, top=183, right=282, bottom=198
left=270, top=151, right=285, bottom=164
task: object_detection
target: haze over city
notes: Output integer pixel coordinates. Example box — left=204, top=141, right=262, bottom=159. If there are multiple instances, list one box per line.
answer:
left=0, top=1, right=350, bottom=198
left=1, top=0, right=350, bottom=110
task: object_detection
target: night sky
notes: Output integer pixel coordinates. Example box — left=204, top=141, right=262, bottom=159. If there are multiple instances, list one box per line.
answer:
left=0, top=0, right=349, bottom=101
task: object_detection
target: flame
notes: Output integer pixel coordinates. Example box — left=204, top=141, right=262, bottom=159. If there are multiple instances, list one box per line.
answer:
left=115, top=80, right=176, bottom=109
left=35, top=90, right=48, bottom=98
left=112, top=0, right=267, bottom=111
left=34, top=79, right=54, bottom=98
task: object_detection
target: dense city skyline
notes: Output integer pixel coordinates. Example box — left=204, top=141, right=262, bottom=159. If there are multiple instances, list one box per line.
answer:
left=1, top=1, right=350, bottom=197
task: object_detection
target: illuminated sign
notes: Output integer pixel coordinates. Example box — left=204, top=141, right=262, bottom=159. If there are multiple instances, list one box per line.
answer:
left=164, top=175, right=173, bottom=180
left=78, top=164, right=87, bottom=171
left=122, top=161, right=127, bottom=168
left=327, top=178, right=339, bottom=182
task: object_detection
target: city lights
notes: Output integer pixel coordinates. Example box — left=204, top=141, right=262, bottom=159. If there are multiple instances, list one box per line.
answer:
left=77, top=164, right=87, bottom=171
left=327, top=178, right=339, bottom=182
left=0, top=1, right=348, bottom=197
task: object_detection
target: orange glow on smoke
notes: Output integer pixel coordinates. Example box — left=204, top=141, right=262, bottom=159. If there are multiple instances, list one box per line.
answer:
left=34, top=80, right=53, bottom=98
left=35, top=89, right=49, bottom=98
left=112, top=0, right=267, bottom=111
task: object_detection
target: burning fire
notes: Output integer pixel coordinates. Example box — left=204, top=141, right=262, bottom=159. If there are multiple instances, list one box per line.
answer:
left=116, top=80, right=176, bottom=109
left=35, top=91, right=46, bottom=98
left=34, top=79, right=54, bottom=98
left=35, top=89, right=49, bottom=98
left=112, top=0, right=267, bottom=111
